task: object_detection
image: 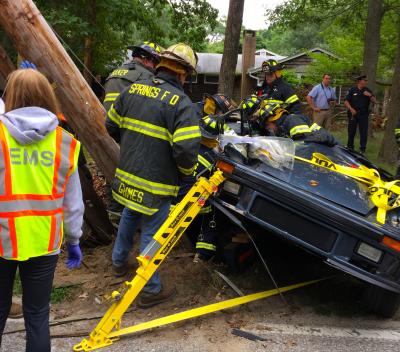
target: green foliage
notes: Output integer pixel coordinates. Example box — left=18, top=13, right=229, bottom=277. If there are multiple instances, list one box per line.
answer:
left=51, top=286, right=74, bottom=304
left=34, top=0, right=218, bottom=75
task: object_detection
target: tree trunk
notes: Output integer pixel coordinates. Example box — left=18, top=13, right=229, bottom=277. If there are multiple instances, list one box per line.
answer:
left=378, top=23, right=400, bottom=165
left=362, top=0, right=384, bottom=94
left=0, top=43, right=15, bottom=82
left=82, top=0, right=96, bottom=85
left=0, top=0, right=119, bottom=182
left=218, top=0, right=245, bottom=97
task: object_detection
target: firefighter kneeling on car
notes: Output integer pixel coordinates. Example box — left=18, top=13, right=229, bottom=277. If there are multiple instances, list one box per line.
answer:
left=241, top=95, right=337, bottom=146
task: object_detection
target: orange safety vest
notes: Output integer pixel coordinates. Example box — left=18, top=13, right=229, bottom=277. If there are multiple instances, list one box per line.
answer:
left=0, top=123, right=80, bottom=260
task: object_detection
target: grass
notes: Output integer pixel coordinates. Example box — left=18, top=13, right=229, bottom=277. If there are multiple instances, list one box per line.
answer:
left=13, top=272, right=73, bottom=304
left=331, top=127, right=396, bottom=175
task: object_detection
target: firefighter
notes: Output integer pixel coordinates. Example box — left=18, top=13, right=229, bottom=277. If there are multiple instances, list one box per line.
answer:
left=0, top=69, right=84, bottom=351
left=103, top=42, right=162, bottom=227
left=103, top=41, right=162, bottom=111
left=256, top=59, right=301, bottom=114
left=106, top=43, right=201, bottom=308
left=247, top=100, right=336, bottom=146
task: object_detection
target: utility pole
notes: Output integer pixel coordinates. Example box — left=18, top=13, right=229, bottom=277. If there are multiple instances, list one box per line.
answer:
left=0, top=0, right=119, bottom=182
left=241, top=30, right=256, bottom=99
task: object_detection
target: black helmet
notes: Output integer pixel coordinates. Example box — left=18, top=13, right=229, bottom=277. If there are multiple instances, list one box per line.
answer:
left=203, top=93, right=233, bottom=115
left=200, top=115, right=220, bottom=139
left=261, top=59, right=284, bottom=74
left=128, top=42, right=162, bottom=63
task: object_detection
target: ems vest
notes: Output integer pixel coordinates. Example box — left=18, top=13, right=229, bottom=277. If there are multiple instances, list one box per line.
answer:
left=0, top=123, right=80, bottom=261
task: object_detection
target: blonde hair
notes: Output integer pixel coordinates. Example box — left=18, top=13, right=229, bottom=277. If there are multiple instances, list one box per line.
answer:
left=4, top=69, right=60, bottom=114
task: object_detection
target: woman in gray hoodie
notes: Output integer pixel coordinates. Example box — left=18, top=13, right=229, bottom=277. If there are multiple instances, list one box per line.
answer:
left=0, top=69, right=84, bottom=352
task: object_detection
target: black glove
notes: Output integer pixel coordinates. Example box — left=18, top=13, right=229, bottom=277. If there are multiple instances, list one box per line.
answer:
left=303, top=129, right=337, bottom=147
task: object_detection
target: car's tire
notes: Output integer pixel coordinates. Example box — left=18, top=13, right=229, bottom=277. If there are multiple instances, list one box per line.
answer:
left=363, top=285, right=400, bottom=318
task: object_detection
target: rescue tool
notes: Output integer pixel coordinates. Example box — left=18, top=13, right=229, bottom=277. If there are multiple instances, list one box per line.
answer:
left=73, top=170, right=319, bottom=351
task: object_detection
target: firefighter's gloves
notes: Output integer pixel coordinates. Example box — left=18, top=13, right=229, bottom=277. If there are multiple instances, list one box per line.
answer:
left=19, top=60, right=37, bottom=70
left=240, top=95, right=261, bottom=116
left=66, top=243, right=83, bottom=269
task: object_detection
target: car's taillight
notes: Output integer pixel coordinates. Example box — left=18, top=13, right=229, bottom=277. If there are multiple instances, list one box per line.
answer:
left=216, top=160, right=235, bottom=174
left=382, top=236, right=400, bottom=252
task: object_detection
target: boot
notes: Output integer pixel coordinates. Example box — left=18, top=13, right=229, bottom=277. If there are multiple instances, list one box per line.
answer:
left=8, top=300, right=23, bottom=319
left=137, top=286, right=176, bottom=309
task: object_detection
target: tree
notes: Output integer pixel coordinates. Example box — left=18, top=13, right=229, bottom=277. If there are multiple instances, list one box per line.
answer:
left=379, top=19, right=400, bottom=164
left=218, top=0, right=244, bottom=97
left=363, top=0, right=384, bottom=93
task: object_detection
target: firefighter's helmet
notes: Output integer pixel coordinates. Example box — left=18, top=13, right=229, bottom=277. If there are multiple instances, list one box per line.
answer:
left=259, top=101, right=287, bottom=122
left=157, top=43, right=198, bottom=74
left=203, top=93, right=233, bottom=115
left=261, top=59, right=284, bottom=74
left=128, top=42, right=162, bottom=63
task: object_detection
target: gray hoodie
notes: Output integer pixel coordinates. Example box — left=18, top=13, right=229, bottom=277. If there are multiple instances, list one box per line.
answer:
left=0, top=106, right=84, bottom=246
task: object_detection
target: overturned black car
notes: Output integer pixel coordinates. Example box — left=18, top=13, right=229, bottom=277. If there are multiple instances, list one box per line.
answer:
left=213, top=120, right=400, bottom=318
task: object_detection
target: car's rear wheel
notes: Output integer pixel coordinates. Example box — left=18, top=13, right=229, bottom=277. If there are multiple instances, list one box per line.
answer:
left=363, top=285, right=400, bottom=318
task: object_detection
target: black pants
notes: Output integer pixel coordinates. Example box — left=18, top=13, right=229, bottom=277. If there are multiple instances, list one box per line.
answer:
left=0, top=255, right=58, bottom=352
left=347, top=113, right=369, bottom=152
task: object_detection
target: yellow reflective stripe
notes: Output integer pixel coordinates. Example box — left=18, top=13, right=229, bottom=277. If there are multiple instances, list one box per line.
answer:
left=178, top=164, right=197, bottom=175
left=395, top=128, right=400, bottom=136
left=310, top=123, right=321, bottom=131
left=115, top=168, right=178, bottom=196
left=198, top=155, right=212, bottom=170
left=112, top=190, right=157, bottom=215
left=285, top=94, right=299, bottom=104
left=199, top=205, right=212, bottom=214
left=108, top=106, right=121, bottom=126
left=290, top=125, right=311, bottom=137
left=173, top=126, right=201, bottom=143
left=264, top=99, right=284, bottom=104
left=121, top=117, right=172, bottom=144
left=196, top=242, right=216, bottom=251
left=104, top=92, right=120, bottom=102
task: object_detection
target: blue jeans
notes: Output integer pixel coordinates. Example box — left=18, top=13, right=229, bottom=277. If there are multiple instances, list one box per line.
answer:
left=112, top=200, right=171, bottom=294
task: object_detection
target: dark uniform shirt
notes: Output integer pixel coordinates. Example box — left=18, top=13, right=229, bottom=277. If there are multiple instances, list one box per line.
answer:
left=257, top=77, right=301, bottom=114
left=103, top=60, right=154, bottom=112
left=105, top=70, right=201, bottom=215
left=345, top=86, right=374, bottom=115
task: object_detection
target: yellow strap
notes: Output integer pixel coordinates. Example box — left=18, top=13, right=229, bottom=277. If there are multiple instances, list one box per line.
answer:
left=294, top=152, right=400, bottom=224
left=108, top=279, right=322, bottom=339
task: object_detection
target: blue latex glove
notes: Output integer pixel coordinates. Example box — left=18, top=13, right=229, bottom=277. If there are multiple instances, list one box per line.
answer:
left=19, top=60, right=37, bottom=70
left=66, top=243, right=83, bottom=269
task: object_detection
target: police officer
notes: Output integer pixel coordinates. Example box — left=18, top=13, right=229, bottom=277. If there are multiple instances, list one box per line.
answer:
left=103, top=42, right=162, bottom=226
left=344, top=75, right=376, bottom=154
left=103, top=41, right=162, bottom=112
left=256, top=59, right=301, bottom=114
left=106, top=43, right=201, bottom=308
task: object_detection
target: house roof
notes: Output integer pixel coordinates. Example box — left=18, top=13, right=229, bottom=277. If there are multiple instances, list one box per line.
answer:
left=279, top=47, right=339, bottom=63
left=196, top=51, right=286, bottom=75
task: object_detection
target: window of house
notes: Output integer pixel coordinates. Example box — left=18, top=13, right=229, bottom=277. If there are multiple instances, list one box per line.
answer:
left=185, top=74, right=198, bottom=84
left=204, top=75, right=219, bottom=84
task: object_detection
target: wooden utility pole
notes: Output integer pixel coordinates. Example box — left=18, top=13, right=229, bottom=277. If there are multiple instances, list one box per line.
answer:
left=241, top=30, right=256, bottom=99
left=218, top=0, right=245, bottom=97
left=0, top=43, right=15, bottom=83
left=0, top=0, right=119, bottom=182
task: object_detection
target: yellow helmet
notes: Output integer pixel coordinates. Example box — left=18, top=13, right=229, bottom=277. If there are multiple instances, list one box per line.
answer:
left=258, top=101, right=287, bottom=122
left=157, top=43, right=198, bottom=74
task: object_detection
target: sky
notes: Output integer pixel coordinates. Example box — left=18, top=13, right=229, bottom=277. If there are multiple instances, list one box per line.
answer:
left=206, top=0, right=286, bottom=30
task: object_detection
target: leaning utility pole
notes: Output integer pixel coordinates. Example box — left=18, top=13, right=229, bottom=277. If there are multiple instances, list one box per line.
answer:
left=0, top=0, right=119, bottom=182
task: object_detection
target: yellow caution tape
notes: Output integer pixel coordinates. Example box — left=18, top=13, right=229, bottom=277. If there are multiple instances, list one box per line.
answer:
left=108, top=278, right=322, bottom=339
left=294, top=152, right=400, bottom=224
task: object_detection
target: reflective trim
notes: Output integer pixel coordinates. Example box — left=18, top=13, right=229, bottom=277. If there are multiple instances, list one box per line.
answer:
left=112, top=190, right=157, bottom=215
left=395, top=128, right=400, bottom=136
left=178, top=164, right=197, bottom=176
left=264, top=99, right=284, bottom=104
left=107, top=106, right=121, bottom=126
left=115, top=168, right=178, bottom=196
left=0, top=124, right=11, bottom=195
left=104, top=92, right=120, bottom=103
left=310, top=123, right=321, bottom=131
left=285, top=94, right=300, bottom=104
left=199, top=205, right=212, bottom=214
left=173, top=125, right=201, bottom=143
left=0, top=198, right=63, bottom=214
left=196, top=242, right=216, bottom=251
left=48, top=213, right=63, bottom=252
left=121, top=117, right=172, bottom=144
left=0, top=219, right=10, bottom=257
left=198, top=155, right=212, bottom=170
left=290, top=125, right=311, bottom=137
